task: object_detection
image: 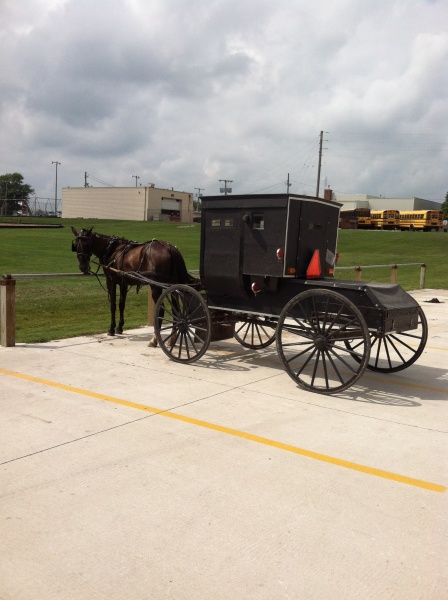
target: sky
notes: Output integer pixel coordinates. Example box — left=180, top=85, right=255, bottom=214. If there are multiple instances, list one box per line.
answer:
left=1, top=0, right=447, bottom=210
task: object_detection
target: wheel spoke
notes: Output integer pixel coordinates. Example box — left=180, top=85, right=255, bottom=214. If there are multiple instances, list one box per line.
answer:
left=154, top=285, right=211, bottom=364
left=345, top=307, right=427, bottom=373
left=234, top=317, right=276, bottom=349
left=277, top=290, right=370, bottom=394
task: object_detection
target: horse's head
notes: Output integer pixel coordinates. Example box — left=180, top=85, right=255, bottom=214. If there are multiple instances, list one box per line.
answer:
left=71, top=226, right=94, bottom=274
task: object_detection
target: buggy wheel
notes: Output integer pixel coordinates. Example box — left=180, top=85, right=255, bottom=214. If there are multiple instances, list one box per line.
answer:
left=234, top=316, right=276, bottom=349
left=347, top=306, right=428, bottom=373
left=276, top=290, right=370, bottom=394
left=154, top=284, right=211, bottom=363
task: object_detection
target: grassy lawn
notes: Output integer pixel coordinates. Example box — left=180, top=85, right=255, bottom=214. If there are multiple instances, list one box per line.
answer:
left=1, top=216, right=447, bottom=343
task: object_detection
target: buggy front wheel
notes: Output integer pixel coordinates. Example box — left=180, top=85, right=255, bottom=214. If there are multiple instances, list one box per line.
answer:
left=154, top=285, right=211, bottom=363
left=276, top=289, right=370, bottom=394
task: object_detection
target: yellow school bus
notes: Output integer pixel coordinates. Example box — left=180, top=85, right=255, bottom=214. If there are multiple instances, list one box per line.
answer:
left=398, top=210, right=443, bottom=231
left=339, top=208, right=371, bottom=229
left=371, top=210, right=400, bottom=230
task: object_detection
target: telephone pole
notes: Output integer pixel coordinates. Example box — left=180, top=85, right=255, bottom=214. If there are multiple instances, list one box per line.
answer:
left=316, top=131, right=323, bottom=198
left=219, top=179, right=233, bottom=195
left=51, top=161, right=61, bottom=215
left=286, top=173, right=291, bottom=193
left=132, top=175, right=140, bottom=187
left=194, top=187, right=204, bottom=209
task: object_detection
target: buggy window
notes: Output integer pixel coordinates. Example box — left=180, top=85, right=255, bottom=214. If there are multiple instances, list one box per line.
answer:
left=252, top=213, right=264, bottom=230
left=211, top=219, right=221, bottom=227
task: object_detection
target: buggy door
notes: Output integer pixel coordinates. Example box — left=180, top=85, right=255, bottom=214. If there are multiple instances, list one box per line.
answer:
left=284, top=198, right=339, bottom=277
left=242, top=208, right=286, bottom=277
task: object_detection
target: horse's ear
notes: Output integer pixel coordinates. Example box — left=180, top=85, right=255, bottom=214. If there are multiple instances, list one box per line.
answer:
left=87, top=227, right=94, bottom=234
left=71, top=226, right=78, bottom=236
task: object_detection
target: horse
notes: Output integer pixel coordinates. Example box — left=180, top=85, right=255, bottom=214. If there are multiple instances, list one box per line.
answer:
left=71, top=226, right=197, bottom=345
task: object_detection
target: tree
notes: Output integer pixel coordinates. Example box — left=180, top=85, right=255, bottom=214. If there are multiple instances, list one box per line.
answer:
left=0, top=173, right=34, bottom=216
left=442, top=191, right=448, bottom=220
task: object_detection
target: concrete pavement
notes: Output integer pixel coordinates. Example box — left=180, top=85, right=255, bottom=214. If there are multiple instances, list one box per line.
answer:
left=1, top=288, right=447, bottom=599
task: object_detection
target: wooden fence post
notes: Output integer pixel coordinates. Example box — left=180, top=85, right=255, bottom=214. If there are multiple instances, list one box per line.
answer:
left=0, top=276, right=16, bottom=347
left=420, top=264, right=426, bottom=289
left=390, top=265, right=398, bottom=284
left=354, top=267, right=362, bottom=281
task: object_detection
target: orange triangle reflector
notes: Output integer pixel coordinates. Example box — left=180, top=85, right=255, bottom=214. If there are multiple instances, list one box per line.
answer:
left=306, top=250, right=321, bottom=279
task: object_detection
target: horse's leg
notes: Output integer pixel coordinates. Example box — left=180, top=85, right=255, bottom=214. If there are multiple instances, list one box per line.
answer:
left=148, top=287, right=162, bottom=347
left=116, top=283, right=128, bottom=335
left=107, top=279, right=117, bottom=336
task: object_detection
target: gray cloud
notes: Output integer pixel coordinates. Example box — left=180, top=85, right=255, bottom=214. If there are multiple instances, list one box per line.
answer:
left=1, top=0, right=447, bottom=201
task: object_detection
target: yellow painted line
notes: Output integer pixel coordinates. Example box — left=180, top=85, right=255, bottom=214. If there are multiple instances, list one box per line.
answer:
left=1, top=368, right=445, bottom=493
left=363, top=374, right=448, bottom=395
left=425, top=344, right=448, bottom=352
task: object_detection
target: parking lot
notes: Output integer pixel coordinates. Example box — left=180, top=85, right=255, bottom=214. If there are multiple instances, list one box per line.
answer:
left=1, top=288, right=447, bottom=600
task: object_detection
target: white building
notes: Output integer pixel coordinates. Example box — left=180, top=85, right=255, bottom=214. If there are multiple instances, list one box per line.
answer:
left=326, top=191, right=442, bottom=212
left=62, top=185, right=194, bottom=223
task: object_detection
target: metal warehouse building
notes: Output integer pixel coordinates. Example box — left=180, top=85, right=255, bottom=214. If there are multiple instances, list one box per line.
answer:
left=328, top=192, right=442, bottom=212
left=62, top=185, right=194, bottom=223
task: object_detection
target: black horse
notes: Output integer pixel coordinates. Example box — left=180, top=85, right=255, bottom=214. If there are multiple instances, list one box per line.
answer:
left=71, top=227, right=196, bottom=344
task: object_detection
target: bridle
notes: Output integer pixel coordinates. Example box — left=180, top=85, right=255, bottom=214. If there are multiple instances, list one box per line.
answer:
left=71, top=231, right=115, bottom=293
left=72, top=233, right=93, bottom=263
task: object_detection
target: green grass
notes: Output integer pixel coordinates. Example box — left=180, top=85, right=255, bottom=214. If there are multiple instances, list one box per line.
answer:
left=335, top=229, right=448, bottom=289
left=1, top=217, right=447, bottom=343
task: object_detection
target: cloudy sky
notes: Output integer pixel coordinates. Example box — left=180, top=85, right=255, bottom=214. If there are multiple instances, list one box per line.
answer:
left=1, top=0, right=447, bottom=208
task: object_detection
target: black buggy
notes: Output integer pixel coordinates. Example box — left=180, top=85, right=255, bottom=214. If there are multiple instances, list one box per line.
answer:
left=152, top=193, right=427, bottom=395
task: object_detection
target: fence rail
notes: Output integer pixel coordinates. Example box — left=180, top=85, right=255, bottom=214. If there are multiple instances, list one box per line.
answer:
left=1, top=263, right=426, bottom=347
left=335, top=262, right=426, bottom=287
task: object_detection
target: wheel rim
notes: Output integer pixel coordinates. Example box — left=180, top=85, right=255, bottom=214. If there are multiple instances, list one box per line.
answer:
left=234, top=317, right=276, bottom=349
left=154, top=285, right=211, bottom=363
left=277, top=290, right=370, bottom=394
left=348, top=306, right=427, bottom=373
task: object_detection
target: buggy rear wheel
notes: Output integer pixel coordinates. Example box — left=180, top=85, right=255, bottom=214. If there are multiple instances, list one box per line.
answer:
left=346, top=306, right=428, bottom=373
left=276, top=289, right=370, bottom=394
left=234, top=316, right=277, bottom=349
left=154, top=284, right=211, bottom=363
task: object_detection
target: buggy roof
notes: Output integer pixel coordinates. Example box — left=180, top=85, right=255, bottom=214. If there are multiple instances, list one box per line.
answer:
left=200, top=193, right=342, bottom=209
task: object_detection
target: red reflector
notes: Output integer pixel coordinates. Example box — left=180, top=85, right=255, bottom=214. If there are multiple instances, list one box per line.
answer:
left=276, top=248, right=284, bottom=259
left=251, top=282, right=260, bottom=294
left=306, top=250, right=321, bottom=279
left=286, top=267, right=296, bottom=275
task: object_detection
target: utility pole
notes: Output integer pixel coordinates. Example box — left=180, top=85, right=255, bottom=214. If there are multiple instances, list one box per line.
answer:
left=84, top=172, right=89, bottom=187
left=51, top=161, right=61, bottom=215
left=1, top=181, right=8, bottom=216
left=194, top=187, right=204, bottom=210
left=219, top=179, right=233, bottom=195
left=316, top=131, right=323, bottom=198
left=286, top=173, right=291, bottom=194
left=132, top=175, right=140, bottom=187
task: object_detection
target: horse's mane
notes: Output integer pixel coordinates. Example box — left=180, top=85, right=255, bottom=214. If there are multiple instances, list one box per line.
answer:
left=83, top=229, right=142, bottom=246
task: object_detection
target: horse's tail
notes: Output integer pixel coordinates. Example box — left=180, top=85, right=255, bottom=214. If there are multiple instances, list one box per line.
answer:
left=168, top=244, right=199, bottom=286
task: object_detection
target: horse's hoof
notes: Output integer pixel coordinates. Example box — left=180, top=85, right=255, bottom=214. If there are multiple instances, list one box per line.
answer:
left=116, top=329, right=123, bottom=335
left=108, top=331, right=115, bottom=336
left=148, top=339, right=157, bottom=347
